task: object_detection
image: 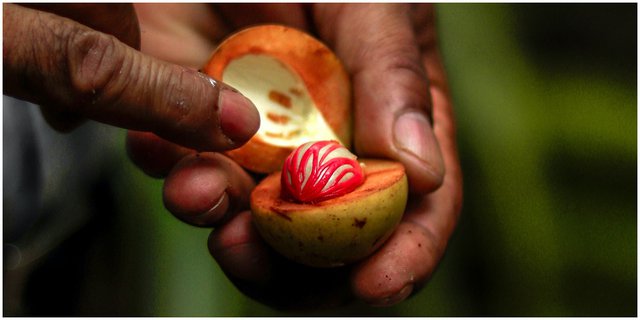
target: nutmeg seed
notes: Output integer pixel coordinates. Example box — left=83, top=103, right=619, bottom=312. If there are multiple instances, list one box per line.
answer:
left=281, top=140, right=365, bottom=203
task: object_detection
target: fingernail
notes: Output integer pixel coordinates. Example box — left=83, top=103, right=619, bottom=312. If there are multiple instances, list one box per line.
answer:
left=195, top=192, right=230, bottom=226
left=219, top=87, right=260, bottom=144
left=393, top=111, right=443, bottom=172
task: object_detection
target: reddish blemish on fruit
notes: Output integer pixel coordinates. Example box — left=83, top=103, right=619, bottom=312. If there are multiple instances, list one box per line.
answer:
left=269, top=90, right=292, bottom=108
left=352, top=217, right=367, bottom=228
left=265, top=129, right=302, bottom=139
left=265, top=132, right=284, bottom=138
left=281, top=140, right=365, bottom=203
left=286, top=129, right=302, bottom=138
left=289, top=87, right=303, bottom=97
left=267, top=112, right=290, bottom=124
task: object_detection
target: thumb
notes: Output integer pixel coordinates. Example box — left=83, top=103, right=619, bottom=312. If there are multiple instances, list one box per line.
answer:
left=314, top=4, right=444, bottom=192
left=3, top=4, right=259, bottom=151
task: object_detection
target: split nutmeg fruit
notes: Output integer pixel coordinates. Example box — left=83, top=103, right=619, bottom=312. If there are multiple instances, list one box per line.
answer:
left=203, top=25, right=408, bottom=268
left=203, top=24, right=352, bottom=174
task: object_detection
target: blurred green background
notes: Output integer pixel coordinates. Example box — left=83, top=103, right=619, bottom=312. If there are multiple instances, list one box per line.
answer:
left=6, top=3, right=636, bottom=316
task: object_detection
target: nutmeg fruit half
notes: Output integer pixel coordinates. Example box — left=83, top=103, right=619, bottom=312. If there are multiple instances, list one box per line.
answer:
left=203, top=25, right=352, bottom=173
left=206, top=26, right=408, bottom=267
left=251, top=141, right=408, bottom=268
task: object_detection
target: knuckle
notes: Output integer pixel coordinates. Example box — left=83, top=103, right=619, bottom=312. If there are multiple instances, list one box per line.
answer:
left=386, top=52, right=429, bottom=83
left=159, top=67, right=218, bottom=131
left=156, top=66, right=193, bottom=130
left=387, top=53, right=433, bottom=115
left=67, top=29, right=126, bottom=107
left=356, top=35, right=431, bottom=109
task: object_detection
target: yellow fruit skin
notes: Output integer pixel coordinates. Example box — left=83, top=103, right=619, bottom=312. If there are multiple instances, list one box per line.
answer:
left=251, top=160, right=408, bottom=268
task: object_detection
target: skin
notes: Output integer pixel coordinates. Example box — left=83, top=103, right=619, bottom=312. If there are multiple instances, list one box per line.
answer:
left=4, top=3, right=260, bottom=151
left=4, top=3, right=463, bottom=310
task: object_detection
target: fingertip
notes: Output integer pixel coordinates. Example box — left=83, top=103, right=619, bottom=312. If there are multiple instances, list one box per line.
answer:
left=402, top=154, right=444, bottom=195
left=369, top=284, right=414, bottom=307
left=351, top=222, right=440, bottom=306
left=162, top=153, right=230, bottom=226
left=393, top=110, right=445, bottom=194
left=218, top=86, right=261, bottom=146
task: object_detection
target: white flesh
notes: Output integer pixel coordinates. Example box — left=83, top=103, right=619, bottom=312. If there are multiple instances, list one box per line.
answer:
left=222, top=54, right=341, bottom=147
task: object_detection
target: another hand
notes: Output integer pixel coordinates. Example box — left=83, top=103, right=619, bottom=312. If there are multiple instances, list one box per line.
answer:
left=3, top=3, right=259, bottom=151
left=127, top=3, right=463, bottom=310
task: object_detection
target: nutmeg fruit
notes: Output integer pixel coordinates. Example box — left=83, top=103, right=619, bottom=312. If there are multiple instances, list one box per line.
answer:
left=203, top=25, right=352, bottom=173
left=251, top=141, right=408, bottom=267
left=205, top=26, right=409, bottom=267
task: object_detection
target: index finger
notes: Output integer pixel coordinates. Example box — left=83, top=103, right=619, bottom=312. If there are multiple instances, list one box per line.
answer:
left=3, top=4, right=260, bottom=151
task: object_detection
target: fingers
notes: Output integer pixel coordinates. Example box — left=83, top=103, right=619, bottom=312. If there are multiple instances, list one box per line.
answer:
left=162, top=153, right=255, bottom=227
left=18, top=3, right=140, bottom=131
left=348, top=4, right=463, bottom=306
left=313, top=3, right=444, bottom=193
left=134, top=3, right=224, bottom=69
left=410, top=81, right=464, bottom=256
left=351, top=142, right=462, bottom=306
left=4, top=4, right=259, bottom=151
left=350, top=221, right=442, bottom=306
left=352, top=139, right=462, bottom=306
left=209, top=212, right=354, bottom=311
left=412, top=4, right=464, bottom=235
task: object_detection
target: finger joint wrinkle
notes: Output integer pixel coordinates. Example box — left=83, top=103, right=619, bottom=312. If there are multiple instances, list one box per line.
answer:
left=67, top=30, right=126, bottom=111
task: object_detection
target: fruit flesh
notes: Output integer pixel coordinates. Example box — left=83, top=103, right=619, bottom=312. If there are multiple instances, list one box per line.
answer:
left=251, top=159, right=408, bottom=267
left=222, top=54, right=342, bottom=148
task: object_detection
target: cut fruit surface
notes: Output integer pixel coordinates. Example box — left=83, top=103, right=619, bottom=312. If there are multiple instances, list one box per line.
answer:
left=222, top=54, right=340, bottom=148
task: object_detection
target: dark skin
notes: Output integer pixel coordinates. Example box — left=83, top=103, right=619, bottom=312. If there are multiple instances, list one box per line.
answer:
left=4, top=3, right=260, bottom=150
left=4, top=3, right=462, bottom=310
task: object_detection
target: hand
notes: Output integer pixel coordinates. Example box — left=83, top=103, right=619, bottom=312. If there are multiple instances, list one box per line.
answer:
left=3, top=3, right=259, bottom=151
left=127, top=3, right=462, bottom=310
left=314, top=4, right=463, bottom=306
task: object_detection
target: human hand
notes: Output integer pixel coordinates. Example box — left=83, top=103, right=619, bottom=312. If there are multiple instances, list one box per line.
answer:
left=308, top=4, right=463, bottom=307
left=3, top=3, right=259, bottom=151
left=127, top=3, right=462, bottom=310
